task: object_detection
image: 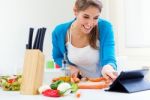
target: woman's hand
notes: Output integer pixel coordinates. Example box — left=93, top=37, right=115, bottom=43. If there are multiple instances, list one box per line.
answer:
left=101, top=64, right=118, bottom=82
left=69, top=65, right=79, bottom=78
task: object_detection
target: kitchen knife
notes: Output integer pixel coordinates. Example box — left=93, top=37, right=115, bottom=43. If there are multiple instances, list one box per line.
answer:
left=39, top=28, right=46, bottom=52
left=37, top=28, right=42, bottom=50
left=28, top=28, right=34, bottom=49
left=33, top=28, right=40, bottom=49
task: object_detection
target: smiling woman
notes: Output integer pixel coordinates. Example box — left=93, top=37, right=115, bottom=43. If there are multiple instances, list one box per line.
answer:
left=52, top=0, right=117, bottom=81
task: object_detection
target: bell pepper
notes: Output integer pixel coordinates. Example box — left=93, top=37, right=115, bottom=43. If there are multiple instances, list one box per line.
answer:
left=42, top=88, right=72, bottom=97
left=42, top=89, right=60, bottom=97
left=50, top=80, right=63, bottom=90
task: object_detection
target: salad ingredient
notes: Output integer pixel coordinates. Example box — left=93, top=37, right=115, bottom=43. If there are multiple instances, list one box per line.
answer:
left=88, top=77, right=107, bottom=82
left=52, top=76, right=71, bottom=82
left=57, top=82, right=71, bottom=95
left=42, top=89, right=60, bottom=97
left=71, top=83, right=78, bottom=93
left=38, top=85, right=50, bottom=94
left=0, top=75, right=22, bottom=91
left=76, top=92, right=81, bottom=98
left=50, top=80, right=63, bottom=90
left=78, top=81, right=108, bottom=89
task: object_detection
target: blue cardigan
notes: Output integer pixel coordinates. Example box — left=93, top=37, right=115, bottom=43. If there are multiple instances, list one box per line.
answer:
left=52, top=18, right=117, bottom=70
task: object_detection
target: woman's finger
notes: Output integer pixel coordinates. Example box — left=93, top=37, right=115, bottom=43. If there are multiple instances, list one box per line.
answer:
left=113, top=71, right=118, bottom=77
left=102, top=74, right=113, bottom=85
left=102, top=74, right=110, bottom=80
left=71, top=71, right=78, bottom=78
left=106, top=71, right=117, bottom=81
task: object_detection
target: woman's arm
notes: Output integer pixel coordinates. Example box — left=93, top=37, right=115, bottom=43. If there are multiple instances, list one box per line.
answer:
left=102, top=22, right=117, bottom=70
left=52, top=28, right=63, bottom=67
left=101, top=21, right=118, bottom=81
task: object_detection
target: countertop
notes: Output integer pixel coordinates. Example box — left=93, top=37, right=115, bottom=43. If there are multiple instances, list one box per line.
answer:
left=0, top=88, right=150, bottom=100
left=1, top=68, right=150, bottom=100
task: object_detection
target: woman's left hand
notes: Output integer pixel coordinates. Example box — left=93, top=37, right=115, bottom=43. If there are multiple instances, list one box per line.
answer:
left=101, top=64, right=118, bottom=82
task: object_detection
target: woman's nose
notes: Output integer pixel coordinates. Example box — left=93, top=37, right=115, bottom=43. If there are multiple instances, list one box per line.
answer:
left=87, top=19, right=94, bottom=26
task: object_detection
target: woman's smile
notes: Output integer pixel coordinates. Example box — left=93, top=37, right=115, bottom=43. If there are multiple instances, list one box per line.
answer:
left=82, top=24, right=93, bottom=33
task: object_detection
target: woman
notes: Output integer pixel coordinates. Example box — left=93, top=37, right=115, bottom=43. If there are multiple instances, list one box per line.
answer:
left=52, top=0, right=117, bottom=81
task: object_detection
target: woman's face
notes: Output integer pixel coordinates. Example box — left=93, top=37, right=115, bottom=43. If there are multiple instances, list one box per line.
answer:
left=74, top=6, right=100, bottom=34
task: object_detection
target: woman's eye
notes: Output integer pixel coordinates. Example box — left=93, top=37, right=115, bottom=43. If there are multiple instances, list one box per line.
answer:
left=83, top=16, right=89, bottom=19
left=94, top=17, right=98, bottom=20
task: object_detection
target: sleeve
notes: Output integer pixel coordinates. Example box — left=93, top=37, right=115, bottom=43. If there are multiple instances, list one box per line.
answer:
left=52, top=28, right=63, bottom=67
left=102, top=23, right=117, bottom=70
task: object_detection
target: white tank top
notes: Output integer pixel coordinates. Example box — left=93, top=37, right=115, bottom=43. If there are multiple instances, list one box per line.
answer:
left=66, top=30, right=101, bottom=78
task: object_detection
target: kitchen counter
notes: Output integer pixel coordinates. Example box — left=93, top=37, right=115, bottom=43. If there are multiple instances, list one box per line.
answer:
left=0, top=89, right=150, bottom=100
left=1, top=68, right=150, bottom=100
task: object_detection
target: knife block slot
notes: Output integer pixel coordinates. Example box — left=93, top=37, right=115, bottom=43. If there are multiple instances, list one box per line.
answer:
left=20, top=50, right=45, bottom=95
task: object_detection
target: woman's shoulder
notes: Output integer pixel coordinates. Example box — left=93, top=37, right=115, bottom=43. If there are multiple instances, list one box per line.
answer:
left=98, top=18, right=112, bottom=28
left=53, top=20, right=74, bottom=32
left=97, top=18, right=114, bottom=38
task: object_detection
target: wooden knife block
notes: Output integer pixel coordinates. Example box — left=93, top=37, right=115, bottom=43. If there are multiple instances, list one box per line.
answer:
left=20, top=50, right=44, bottom=95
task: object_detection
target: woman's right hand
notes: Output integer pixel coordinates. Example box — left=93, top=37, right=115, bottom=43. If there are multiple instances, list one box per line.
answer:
left=69, top=65, right=79, bottom=78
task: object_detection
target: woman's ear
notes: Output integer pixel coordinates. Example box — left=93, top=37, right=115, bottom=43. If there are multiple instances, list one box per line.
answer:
left=73, top=6, right=78, bottom=16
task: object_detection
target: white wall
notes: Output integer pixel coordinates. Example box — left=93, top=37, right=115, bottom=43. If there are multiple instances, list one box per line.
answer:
left=0, top=0, right=110, bottom=75
left=0, top=0, right=75, bottom=75
left=1, top=0, right=150, bottom=75
left=107, top=0, right=150, bottom=70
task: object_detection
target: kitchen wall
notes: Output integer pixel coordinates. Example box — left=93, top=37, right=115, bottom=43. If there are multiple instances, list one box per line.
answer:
left=0, top=0, right=75, bottom=75
left=103, top=0, right=150, bottom=71
left=0, top=0, right=150, bottom=75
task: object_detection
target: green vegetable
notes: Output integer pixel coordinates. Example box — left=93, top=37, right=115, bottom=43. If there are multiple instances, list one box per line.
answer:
left=71, top=83, right=78, bottom=93
left=50, top=80, right=64, bottom=90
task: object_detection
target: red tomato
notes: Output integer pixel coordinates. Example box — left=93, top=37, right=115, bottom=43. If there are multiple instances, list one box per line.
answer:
left=7, top=79, right=16, bottom=83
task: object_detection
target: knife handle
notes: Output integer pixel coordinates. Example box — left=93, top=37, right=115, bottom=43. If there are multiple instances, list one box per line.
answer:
left=39, top=28, right=46, bottom=51
left=28, top=28, right=34, bottom=49
left=33, top=29, right=40, bottom=49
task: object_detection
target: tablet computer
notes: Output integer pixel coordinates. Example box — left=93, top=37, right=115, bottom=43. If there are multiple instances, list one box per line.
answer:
left=106, top=68, right=150, bottom=93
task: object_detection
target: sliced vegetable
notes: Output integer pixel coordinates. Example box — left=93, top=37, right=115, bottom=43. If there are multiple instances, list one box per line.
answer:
left=76, top=92, right=81, bottom=98
left=7, top=79, right=16, bottom=83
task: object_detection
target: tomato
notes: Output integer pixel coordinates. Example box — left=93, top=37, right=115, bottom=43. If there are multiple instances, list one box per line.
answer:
left=7, top=79, right=16, bottom=83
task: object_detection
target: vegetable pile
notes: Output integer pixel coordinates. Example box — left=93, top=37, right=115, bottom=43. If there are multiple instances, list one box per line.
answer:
left=0, top=75, right=22, bottom=91
left=38, top=76, right=79, bottom=98
left=38, top=76, right=110, bottom=98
